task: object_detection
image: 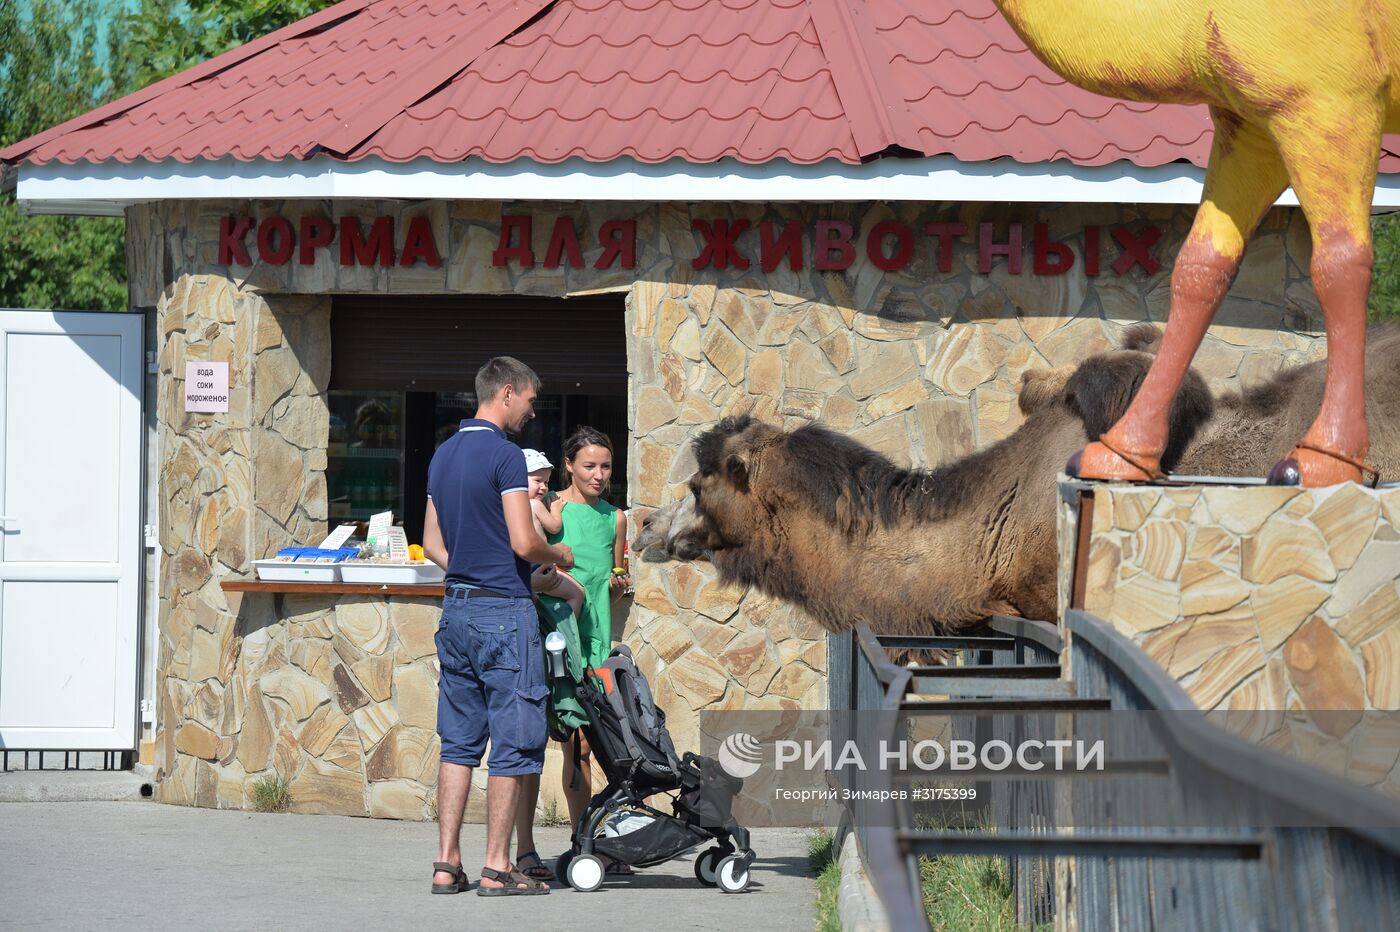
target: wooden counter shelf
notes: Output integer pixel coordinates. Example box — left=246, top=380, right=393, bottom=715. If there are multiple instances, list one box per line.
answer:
left=219, top=580, right=446, bottom=597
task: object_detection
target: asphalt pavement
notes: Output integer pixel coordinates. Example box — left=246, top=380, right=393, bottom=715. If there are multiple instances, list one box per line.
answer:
left=0, top=801, right=816, bottom=931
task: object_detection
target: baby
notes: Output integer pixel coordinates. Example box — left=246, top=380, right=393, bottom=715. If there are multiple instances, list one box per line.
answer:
left=523, top=448, right=585, bottom=619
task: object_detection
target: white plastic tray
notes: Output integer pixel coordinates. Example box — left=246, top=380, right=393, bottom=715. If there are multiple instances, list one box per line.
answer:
left=253, top=559, right=341, bottom=583
left=338, top=561, right=446, bottom=585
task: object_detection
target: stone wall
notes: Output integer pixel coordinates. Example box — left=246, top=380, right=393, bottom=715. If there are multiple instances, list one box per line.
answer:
left=147, top=267, right=337, bottom=800
left=131, top=198, right=1322, bottom=814
left=1057, top=482, right=1400, bottom=792
left=159, top=593, right=439, bottom=814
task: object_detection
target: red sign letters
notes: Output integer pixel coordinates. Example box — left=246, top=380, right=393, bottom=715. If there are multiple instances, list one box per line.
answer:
left=218, top=213, right=1163, bottom=278
left=218, top=215, right=443, bottom=268
left=490, top=215, right=1162, bottom=277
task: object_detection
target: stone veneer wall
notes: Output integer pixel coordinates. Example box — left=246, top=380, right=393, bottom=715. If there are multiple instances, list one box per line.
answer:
left=1057, top=482, right=1400, bottom=793
left=132, top=199, right=1323, bottom=813
left=159, top=592, right=446, bottom=814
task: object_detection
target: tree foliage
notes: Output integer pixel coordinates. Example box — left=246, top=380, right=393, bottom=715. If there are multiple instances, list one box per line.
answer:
left=1369, top=212, right=1400, bottom=320
left=1, top=0, right=334, bottom=311
left=118, top=0, right=334, bottom=89
left=0, top=0, right=131, bottom=309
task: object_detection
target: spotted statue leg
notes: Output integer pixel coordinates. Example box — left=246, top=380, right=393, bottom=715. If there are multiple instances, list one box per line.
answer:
left=1069, top=111, right=1288, bottom=481
left=1265, top=103, right=1381, bottom=487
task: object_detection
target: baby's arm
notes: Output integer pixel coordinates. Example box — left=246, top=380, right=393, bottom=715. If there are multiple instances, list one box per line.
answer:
left=531, top=497, right=562, bottom=537
left=533, top=495, right=564, bottom=535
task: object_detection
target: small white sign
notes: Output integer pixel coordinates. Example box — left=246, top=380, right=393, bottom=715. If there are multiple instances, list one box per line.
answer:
left=387, top=526, right=410, bottom=562
left=367, top=511, right=394, bottom=546
left=184, top=361, right=229, bottom=413
left=317, top=523, right=359, bottom=550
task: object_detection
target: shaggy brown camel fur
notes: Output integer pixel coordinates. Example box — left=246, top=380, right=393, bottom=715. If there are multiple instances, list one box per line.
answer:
left=636, top=324, right=1400, bottom=633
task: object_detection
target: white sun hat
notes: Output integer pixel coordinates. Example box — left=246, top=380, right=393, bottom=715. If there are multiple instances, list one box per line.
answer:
left=522, top=448, right=553, bottom=473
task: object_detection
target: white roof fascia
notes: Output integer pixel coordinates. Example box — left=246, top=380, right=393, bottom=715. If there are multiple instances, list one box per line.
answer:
left=16, top=153, right=1400, bottom=216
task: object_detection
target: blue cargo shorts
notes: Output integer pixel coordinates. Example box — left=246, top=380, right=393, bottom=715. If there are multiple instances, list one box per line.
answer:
left=434, top=593, right=548, bottom=776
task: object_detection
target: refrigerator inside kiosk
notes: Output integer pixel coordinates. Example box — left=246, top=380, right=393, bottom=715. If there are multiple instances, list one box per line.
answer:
left=327, top=390, right=404, bottom=522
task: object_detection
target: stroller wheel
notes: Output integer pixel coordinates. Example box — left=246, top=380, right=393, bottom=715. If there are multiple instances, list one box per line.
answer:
left=566, top=853, right=605, bottom=893
left=694, top=847, right=724, bottom=887
left=715, top=854, right=751, bottom=894
left=554, top=851, right=574, bottom=885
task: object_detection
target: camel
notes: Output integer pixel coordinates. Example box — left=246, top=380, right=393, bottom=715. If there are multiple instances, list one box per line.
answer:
left=634, top=325, right=1400, bottom=633
left=989, top=0, right=1400, bottom=487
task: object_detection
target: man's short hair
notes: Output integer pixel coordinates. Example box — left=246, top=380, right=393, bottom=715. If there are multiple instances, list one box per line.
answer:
left=475, top=356, right=542, bottom=403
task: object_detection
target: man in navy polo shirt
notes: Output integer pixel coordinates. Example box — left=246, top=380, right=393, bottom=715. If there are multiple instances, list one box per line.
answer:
left=421, top=356, right=573, bottom=896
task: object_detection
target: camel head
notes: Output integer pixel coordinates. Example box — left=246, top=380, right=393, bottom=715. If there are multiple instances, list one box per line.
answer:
left=635, top=415, right=791, bottom=563
left=634, top=495, right=703, bottom=561
left=635, top=411, right=911, bottom=571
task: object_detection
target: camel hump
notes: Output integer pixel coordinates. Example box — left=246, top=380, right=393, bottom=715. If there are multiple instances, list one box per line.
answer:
left=1019, top=365, right=1077, bottom=415
left=1120, top=323, right=1162, bottom=354
left=1064, top=344, right=1213, bottom=471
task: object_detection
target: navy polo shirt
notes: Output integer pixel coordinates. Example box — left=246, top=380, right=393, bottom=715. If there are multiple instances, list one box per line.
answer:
left=426, top=418, right=531, bottom=597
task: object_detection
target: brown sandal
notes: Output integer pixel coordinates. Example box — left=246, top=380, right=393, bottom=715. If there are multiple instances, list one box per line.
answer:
left=605, top=857, right=635, bottom=876
left=477, top=865, right=551, bottom=896
left=516, top=850, right=557, bottom=881
left=431, top=862, right=469, bottom=895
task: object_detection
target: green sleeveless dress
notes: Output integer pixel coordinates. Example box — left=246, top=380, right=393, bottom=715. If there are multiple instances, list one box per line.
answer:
left=546, top=498, right=619, bottom=670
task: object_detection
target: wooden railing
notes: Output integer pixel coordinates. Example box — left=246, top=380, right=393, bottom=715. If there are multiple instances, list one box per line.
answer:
left=829, top=612, right=1400, bottom=931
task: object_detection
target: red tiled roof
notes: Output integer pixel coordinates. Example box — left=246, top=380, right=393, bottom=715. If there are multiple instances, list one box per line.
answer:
left=4, top=0, right=1397, bottom=171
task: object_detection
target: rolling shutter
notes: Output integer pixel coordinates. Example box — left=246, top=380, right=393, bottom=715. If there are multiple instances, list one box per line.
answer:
left=330, top=294, right=627, bottom=393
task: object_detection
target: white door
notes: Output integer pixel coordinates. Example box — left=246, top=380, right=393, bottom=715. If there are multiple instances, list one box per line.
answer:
left=0, top=310, right=143, bottom=750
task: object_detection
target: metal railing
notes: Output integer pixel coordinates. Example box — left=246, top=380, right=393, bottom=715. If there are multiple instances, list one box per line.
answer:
left=828, top=624, right=922, bottom=931
left=830, top=612, right=1400, bottom=931
left=1, top=749, right=134, bottom=772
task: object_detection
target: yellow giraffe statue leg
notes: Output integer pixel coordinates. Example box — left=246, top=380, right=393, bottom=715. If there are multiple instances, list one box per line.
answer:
left=1264, top=102, right=1383, bottom=487
left=1069, top=111, right=1288, bottom=482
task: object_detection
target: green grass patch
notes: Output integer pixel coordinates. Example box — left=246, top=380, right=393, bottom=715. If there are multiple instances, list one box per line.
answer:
left=250, top=773, right=292, bottom=813
left=536, top=794, right=569, bottom=828
left=921, top=852, right=1035, bottom=932
left=808, top=830, right=842, bottom=932
left=809, top=818, right=1045, bottom=931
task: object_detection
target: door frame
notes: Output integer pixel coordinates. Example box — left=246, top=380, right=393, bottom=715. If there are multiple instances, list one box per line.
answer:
left=0, top=308, right=147, bottom=751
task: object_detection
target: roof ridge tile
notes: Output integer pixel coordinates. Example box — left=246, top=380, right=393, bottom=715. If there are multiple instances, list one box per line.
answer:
left=806, top=0, right=923, bottom=156
left=319, top=0, right=555, bottom=155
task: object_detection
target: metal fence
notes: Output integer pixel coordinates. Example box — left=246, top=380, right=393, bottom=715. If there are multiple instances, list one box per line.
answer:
left=830, top=612, right=1400, bottom=931
left=1, top=749, right=133, bottom=772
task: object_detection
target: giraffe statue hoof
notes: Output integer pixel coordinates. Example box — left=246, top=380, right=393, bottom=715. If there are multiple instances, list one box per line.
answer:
left=1066, top=440, right=1164, bottom=483
left=1267, top=445, right=1379, bottom=488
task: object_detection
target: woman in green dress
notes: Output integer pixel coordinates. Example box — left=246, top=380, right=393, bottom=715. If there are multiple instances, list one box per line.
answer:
left=545, top=426, right=628, bottom=669
left=543, top=426, right=632, bottom=872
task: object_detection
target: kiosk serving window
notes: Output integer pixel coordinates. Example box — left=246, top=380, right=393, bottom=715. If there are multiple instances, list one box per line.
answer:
left=328, top=295, right=628, bottom=541
left=328, top=390, right=406, bottom=522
